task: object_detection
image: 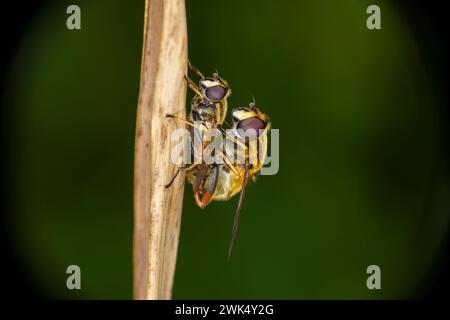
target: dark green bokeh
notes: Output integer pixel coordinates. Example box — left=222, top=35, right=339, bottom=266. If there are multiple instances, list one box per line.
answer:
left=6, top=0, right=449, bottom=299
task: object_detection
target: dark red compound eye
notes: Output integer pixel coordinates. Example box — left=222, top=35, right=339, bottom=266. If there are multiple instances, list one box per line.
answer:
left=205, top=85, right=227, bottom=100
left=236, top=117, right=266, bottom=139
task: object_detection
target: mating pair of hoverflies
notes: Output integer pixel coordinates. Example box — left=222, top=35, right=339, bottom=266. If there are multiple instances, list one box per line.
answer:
left=166, top=61, right=271, bottom=259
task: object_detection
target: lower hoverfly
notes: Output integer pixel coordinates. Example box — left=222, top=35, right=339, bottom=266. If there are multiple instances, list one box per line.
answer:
left=166, top=62, right=271, bottom=259
left=189, top=103, right=271, bottom=258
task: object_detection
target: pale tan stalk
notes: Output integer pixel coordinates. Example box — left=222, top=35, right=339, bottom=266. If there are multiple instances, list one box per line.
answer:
left=133, top=0, right=187, bottom=300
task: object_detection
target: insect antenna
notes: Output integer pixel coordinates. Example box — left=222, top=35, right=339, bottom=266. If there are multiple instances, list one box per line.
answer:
left=249, top=94, right=257, bottom=109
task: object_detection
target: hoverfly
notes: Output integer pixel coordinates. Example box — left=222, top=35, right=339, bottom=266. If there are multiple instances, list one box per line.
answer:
left=166, top=62, right=271, bottom=259
left=165, top=60, right=234, bottom=192
left=193, top=102, right=271, bottom=258
left=180, top=60, right=231, bottom=130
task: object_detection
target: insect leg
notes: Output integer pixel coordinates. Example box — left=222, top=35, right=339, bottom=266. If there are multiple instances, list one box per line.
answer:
left=165, top=114, right=199, bottom=129
left=188, top=60, right=205, bottom=79
left=216, top=150, right=240, bottom=176
left=227, top=162, right=250, bottom=260
left=220, top=126, right=248, bottom=151
left=164, top=163, right=197, bottom=189
left=164, top=168, right=180, bottom=189
left=223, top=119, right=231, bottom=127
left=185, top=75, right=203, bottom=98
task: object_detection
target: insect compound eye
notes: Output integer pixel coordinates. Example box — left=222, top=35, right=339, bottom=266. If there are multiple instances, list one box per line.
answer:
left=205, top=85, right=227, bottom=100
left=236, top=117, right=266, bottom=139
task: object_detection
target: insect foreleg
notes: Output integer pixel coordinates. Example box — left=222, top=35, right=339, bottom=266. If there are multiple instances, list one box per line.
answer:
left=165, top=114, right=200, bottom=129
left=188, top=60, right=205, bottom=79
left=185, top=75, right=203, bottom=98
left=164, top=163, right=197, bottom=189
left=216, top=150, right=240, bottom=176
left=220, top=126, right=248, bottom=151
left=164, top=168, right=180, bottom=189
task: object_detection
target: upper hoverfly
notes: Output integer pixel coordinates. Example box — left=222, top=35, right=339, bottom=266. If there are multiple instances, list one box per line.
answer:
left=166, top=61, right=271, bottom=259
left=165, top=60, right=235, bottom=195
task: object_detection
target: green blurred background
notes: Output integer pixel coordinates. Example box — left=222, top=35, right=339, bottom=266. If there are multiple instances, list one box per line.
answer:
left=4, top=0, right=450, bottom=299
